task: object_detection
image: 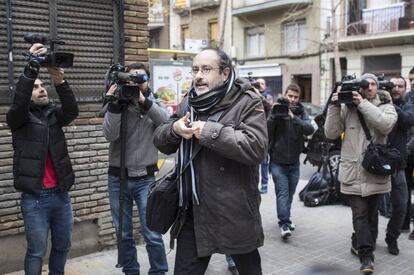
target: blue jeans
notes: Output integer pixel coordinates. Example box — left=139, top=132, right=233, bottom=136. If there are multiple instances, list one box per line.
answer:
left=21, top=191, right=73, bottom=275
left=260, top=156, right=269, bottom=191
left=270, top=161, right=300, bottom=227
left=108, top=175, right=168, bottom=275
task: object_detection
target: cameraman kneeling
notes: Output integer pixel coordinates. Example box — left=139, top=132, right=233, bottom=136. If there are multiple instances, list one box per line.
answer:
left=267, top=84, right=314, bottom=240
left=325, top=73, right=397, bottom=274
left=7, top=44, right=79, bottom=274
left=103, top=63, right=169, bottom=275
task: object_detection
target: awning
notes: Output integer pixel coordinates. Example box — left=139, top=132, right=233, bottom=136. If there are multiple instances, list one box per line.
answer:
left=237, top=64, right=282, bottom=77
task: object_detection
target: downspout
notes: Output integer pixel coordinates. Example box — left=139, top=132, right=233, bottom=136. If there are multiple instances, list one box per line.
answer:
left=118, top=0, right=125, bottom=64
left=6, top=0, right=14, bottom=98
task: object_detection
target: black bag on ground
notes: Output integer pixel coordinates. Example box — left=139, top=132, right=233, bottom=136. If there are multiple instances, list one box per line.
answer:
left=146, top=168, right=179, bottom=234
left=303, top=188, right=331, bottom=207
left=357, top=111, right=401, bottom=176
left=299, top=172, right=326, bottom=201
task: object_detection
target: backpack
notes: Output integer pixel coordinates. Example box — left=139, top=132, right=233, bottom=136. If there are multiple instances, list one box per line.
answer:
left=303, top=188, right=331, bottom=207
left=299, top=172, right=327, bottom=201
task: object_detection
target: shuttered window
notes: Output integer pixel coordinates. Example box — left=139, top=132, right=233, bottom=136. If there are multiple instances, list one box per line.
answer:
left=1, top=0, right=121, bottom=103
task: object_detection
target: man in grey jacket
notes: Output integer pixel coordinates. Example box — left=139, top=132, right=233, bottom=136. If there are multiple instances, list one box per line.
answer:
left=103, top=63, right=169, bottom=275
left=325, top=73, right=397, bottom=274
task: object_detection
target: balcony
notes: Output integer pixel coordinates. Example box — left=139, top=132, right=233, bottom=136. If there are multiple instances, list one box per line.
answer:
left=175, top=0, right=220, bottom=14
left=232, top=0, right=312, bottom=16
left=338, top=2, right=414, bottom=48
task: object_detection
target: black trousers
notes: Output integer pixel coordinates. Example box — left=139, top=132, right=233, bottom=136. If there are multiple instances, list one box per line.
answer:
left=347, top=194, right=381, bottom=258
left=174, top=211, right=262, bottom=275
left=403, top=156, right=414, bottom=229
left=387, top=170, right=408, bottom=240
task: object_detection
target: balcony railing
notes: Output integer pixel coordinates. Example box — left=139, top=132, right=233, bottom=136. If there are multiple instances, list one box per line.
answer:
left=345, top=2, right=414, bottom=36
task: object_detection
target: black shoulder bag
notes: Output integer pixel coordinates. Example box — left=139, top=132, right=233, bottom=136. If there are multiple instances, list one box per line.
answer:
left=357, top=111, right=401, bottom=176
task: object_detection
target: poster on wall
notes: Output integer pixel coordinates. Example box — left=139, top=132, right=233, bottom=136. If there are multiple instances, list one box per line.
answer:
left=150, top=60, right=193, bottom=113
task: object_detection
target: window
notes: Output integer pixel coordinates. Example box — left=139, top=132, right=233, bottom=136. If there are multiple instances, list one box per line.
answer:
left=181, top=24, right=189, bottom=50
left=246, top=26, right=265, bottom=57
left=208, top=19, right=219, bottom=47
left=283, top=20, right=307, bottom=54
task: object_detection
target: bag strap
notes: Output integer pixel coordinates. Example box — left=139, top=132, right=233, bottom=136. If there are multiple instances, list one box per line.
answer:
left=356, top=110, right=373, bottom=141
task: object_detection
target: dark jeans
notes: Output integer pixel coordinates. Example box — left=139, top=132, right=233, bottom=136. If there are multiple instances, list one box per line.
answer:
left=21, top=191, right=73, bottom=275
left=403, top=156, right=414, bottom=229
left=347, top=194, right=380, bottom=258
left=108, top=175, right=168, bottom=275
left=260, top=155, right=269, bottom=191
left=386, top=170, right=408, bottom=240
left=174, top=211, right=262, bottom=275
left=270, top=161, right=300, bottom=227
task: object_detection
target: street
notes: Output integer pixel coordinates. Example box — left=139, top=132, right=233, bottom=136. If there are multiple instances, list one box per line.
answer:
left=7, top=156, right=414, bottom=275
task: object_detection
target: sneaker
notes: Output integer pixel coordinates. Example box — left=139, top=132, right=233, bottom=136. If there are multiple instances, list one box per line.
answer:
left=360, top=257, right=374, bottom=274
left=289, top=222, right=296, bottom=231
left=280, top=224, right=291, bottom=240
left=409, top=230, right=414, bottom=240
left=259, top=188, right=267, bottom=194
left=351, top=233, right=358, bottom=257
left=385, top=237, right=399, bottom=255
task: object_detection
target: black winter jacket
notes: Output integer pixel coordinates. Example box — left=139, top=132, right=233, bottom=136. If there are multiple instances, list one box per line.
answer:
left=268, top=102, right=315, bottom=164
left=388, top=98, right=414, bottom=169
left=7, top=74, right=78, bottom=194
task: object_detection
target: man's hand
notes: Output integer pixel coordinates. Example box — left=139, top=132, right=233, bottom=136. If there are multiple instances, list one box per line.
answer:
left=352, top=91, right=363, bottom=105
left=106, top=84, right=117, bottom=96
left=138, top=90, right=145, bottom=105
left=190, top=121, right=206, bottom=139
left=331, top=92, right=339, bottom=104
left=288, top=109, right=294, bottom=119
left=29, top=43, right=47, bottom=56
left=172, top=112, right=194, bottom=139
left=48, top=67, right=65, bottom=85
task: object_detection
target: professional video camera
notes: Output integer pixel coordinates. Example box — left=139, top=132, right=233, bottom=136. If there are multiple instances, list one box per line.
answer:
left=105, top=63, right=149, bottom=103
left=22, top=33, right=74, bottom=68
left=377, top=74, right=395, bottom=92
left=247, top=72, right=261, bottom=90
left=271, top=97, right=302, bottom=118
left=337, top=75, right=370, bottom=104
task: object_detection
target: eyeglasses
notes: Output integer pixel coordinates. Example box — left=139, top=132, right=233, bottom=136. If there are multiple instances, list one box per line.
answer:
left=191, top=67, right=220, bottom=76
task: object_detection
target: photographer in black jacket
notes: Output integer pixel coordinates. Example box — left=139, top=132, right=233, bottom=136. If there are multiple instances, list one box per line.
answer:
left=7, top=43, right=78, bottom=275
left=267, top=83, right=314, bottom=240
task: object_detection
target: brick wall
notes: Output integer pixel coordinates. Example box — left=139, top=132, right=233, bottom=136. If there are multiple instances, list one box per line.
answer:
left=0, top=1, right=149, bottom=271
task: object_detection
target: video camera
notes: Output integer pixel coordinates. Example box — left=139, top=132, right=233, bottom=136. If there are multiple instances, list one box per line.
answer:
left=247, top=72, right=261, bottom=90
left=23, top=33, right=74, bottom=68
left=105, top=64, right=149, bottom=103
left=337, top=75, right=369, bottom=104
left=271, top=97, right=302, bottom=118
left=377, top=74, right=395, bottom=92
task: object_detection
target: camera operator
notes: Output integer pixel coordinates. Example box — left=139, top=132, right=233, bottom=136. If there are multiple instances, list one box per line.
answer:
left=382, top=76, right=414, bottom=255
left=6, top=43, right=79, bottom=274
left=325, top=73, right=397, bottom=274
left=102, top=63, right=169, bottom=275
left=267, top=83, right=314, bottom=239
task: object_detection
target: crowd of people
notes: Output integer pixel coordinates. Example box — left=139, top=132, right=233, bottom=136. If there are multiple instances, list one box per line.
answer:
left=6, top=44, right=414, bottom=275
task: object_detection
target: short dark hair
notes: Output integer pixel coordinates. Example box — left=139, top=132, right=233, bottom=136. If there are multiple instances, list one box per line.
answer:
left=391, top=75, right=407, bottom=90
left=127, top=62, right=150, bottom=79
left=199, top=47, right=234, bottom=73
left=409, top=67, right=414, bottom=75
left=285, top=83, right=301, bottom=94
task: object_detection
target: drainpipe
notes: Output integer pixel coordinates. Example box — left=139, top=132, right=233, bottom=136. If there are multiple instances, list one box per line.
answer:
left=6, top=0, right=14, bottom=97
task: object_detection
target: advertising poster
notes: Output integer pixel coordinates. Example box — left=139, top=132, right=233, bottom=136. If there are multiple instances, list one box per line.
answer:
left=150, top=60, right=193, bottom=113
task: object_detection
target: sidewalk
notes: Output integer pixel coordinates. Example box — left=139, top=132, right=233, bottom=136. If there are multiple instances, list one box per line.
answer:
left=7, top=179, right=414, bottom=274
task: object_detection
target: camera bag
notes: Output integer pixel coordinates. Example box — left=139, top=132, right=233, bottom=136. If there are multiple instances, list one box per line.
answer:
left=357, top=111, right=401, bottom=176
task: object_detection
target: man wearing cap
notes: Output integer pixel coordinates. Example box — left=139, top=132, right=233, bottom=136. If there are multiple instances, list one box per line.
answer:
left=325, top=73, right=397, bottom=274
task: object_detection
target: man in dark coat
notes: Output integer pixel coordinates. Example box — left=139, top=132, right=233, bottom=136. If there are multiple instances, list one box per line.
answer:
left=153, top=48, right=268, bottom=275
left=7, top=43, right=78, bottom=274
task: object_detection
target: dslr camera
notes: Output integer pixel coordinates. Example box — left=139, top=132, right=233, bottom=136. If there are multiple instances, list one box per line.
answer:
left=247, top=72, right=261, bottom=90
left=23, top=33, right=74, bottom=68
left=105, top=64, right=149, bottom=103
left=337, top=75, right=369, bottom=104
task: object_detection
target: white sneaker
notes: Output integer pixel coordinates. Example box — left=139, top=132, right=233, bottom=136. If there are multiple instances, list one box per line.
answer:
left=289, top=222, right=296, bottom=231
left=280, top=224, right=291, bottom=239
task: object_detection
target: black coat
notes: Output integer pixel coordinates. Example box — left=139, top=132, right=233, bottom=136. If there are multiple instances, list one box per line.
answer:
left=7, top=74, right=78, bottom=194
left=268, top=102, right=315, bottom=164
left=388, top=99, right=414, bottom=169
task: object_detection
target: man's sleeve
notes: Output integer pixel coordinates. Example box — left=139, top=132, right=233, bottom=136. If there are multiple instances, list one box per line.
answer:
left=324, top=105, right=344, bottom=140
left=199, top=98, right=268, bottom=166
left=396, top=103, right=414, bottom=130
left=145, top=99, right=170, bottom=127
left=292, top=110, right=315, bottom=136
left=358, top=100, right=397, bottom=135
left=55, top=81, right=79, bottom=126
left=6, top=74, right=36, bottom=131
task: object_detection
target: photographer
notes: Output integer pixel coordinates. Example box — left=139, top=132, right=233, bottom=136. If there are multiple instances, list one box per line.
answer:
left=6, top=43, right=78, bottom=274
left=102, top=63, right=169, bottom=274
left=267, top=83, right=314, bottom=239
left=325, top=73, right=397, bottom=274
left=383, top=76, right=414, bottom=255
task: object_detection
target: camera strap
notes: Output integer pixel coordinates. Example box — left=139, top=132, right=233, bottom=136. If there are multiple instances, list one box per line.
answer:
left=356, top=110, right=373, bottom=141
